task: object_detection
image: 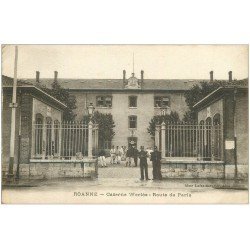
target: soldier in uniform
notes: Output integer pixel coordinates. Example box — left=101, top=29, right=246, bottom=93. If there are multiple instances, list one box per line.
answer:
left=139, top=146, right=150, bottom=180
left=110, top=146, right=116, bottom=164
left=125, top=145, right=133, bottom=167
left=132, top=145, right=139, bottom=167
left=150, top=146, right=162, bottom=180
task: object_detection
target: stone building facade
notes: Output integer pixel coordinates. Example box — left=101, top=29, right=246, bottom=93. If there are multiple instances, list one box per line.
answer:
left=2, top=70, right=248, bottom=180
left=29, top=70, right=203, bottom=149
left=2, top=75, right=66, bottom=176
left=193, top=86, right=248, bottom=179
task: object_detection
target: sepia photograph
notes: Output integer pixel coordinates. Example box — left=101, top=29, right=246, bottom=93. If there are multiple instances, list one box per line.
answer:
left=1, top=44, right=248, bottom=204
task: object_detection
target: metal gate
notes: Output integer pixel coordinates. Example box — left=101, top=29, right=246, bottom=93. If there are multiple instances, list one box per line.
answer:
left=33, top=121, right=99, bottom=159
left=157, top=122, right=223, bottom=161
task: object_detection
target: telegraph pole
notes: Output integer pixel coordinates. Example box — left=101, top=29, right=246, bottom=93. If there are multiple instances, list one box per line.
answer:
left=233, top=87, right=238, bottom=180
left=7, top=45, right=18, bottom=181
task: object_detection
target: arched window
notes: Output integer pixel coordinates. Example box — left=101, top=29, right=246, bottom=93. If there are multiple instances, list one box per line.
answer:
left=54, top=120, right=60, bottom=155
left=213, top=113, right=221, bottom=125
left=206, top=117, right=212, bottom=125
left=205, top=117, right=212, bottom=159
left=35, top=114, right=43, bottom=157
left=198, top=120, right=205, bottom=159
left=46, top=117, right=52, bottom=157
left=213, top=113, right=221, bottom=160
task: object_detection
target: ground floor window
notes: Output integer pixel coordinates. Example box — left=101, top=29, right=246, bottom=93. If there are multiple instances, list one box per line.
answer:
left=54, top=120, right=60, bottom=155
left=34, top=114, right=43, bottom=156
left=46, top=117, right=52, bottom=157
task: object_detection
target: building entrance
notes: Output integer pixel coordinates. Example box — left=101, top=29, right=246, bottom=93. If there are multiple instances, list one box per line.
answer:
left=127, top=137, right=137, bottom=148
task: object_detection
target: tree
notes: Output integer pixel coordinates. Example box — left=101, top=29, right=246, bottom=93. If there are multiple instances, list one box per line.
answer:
left=83, top=111, right=115, bottom=148
left=183, top=79, right=248, bottom=122
left=147, top=111, right=180, bottom=136
left=38, top=81, right=77, bottom=121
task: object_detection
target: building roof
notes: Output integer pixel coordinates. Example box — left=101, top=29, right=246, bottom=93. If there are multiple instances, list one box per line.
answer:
left=21, top=78, right=205, bottom=91
left=2, top=75, right=67, bottom=110
left=193, top=85, right=248, bottom=110
left=2, top=75, right=33, bottom=87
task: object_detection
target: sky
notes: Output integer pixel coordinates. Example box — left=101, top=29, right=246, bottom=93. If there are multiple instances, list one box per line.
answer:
left=1, top=45, right=248, bottom=80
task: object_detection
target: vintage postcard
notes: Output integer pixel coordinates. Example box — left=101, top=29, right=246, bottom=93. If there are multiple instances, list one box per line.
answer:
left=1, top=44, right=248, bottom=204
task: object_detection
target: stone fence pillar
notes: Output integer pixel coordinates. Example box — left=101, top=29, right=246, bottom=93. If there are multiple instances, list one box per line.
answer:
left=42, top=122, right=46, bottom=159
left=95, top=125, right=99, bottom=153
left=88, top=121, right=93, bottom=158
left=161, top=122, right=166, bottom=157
left=155, top=124, right=161, bottom=149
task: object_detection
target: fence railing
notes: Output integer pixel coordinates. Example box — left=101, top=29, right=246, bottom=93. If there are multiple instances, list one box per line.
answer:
left=32, top=121, right=98, bottom=160
left=156, top=122, right=223, bottom=161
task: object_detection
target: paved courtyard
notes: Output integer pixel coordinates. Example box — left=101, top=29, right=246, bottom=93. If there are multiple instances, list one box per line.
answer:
left=98, top=165, right=148, bottom=179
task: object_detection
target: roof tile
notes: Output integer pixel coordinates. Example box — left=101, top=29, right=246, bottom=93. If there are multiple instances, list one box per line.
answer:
left=20, top=78, right=204, bottom=91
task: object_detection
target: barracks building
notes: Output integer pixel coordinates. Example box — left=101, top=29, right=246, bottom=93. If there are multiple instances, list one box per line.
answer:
left=24, top=70, right=204, bottom=149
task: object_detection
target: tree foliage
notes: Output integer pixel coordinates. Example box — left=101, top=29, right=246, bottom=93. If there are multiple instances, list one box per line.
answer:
left=83, top=111, right=115, bottom=145
left=183, top=79, right=248, bottom=122
left=38, top=82, right=77, bottom=121
left=147, top=111, right=180, bottom=136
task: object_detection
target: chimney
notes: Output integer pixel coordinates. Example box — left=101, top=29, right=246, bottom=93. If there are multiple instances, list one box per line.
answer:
left=141, top=70, right=144, bottom=84
left=123, top=70, right=126, bottom=83
left=36, top=71, right=40, bottom=83
left=228, top=71, right=232, bottom=82
left=210, top=71, right=213, bottom=82
left=54, top=71, right=58, bottom=83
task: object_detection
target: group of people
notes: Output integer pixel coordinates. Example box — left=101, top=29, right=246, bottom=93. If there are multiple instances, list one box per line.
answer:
left=109, top=146, right=125, bottom=165
left=109, top=145, right=154, bottom=168
left=138, top=145, right=162, bottom=181
left=98, top=145, right=162, bottom=180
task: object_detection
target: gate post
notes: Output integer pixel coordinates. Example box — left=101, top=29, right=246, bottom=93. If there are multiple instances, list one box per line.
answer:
left=155, top=124, right=161, bottom=149
left=51, top=120, right=55, bottom=159
left=58, top=122, right=62, bottom=158
left=95, top=124, right=99, bottom=153
left=88, top=121, right=93, bottom=158
left=93, top=124, right=99, bottom=156
left=161, top=122, right=166, bottom=157
left=42, top=121, right=46, bottom=159
left=211, top=124, right=215, bottom=161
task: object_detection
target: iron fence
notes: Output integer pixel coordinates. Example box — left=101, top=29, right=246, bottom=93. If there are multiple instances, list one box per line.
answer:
left=33, top=121, right=98, bottom=159
left=162, top=122, right=222, bottom=161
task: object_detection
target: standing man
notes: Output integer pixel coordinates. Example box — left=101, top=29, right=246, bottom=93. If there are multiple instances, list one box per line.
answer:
left=150, top=146, right=162, bottom=180
left=146, top=147, right=153, bottom=165
left=132, top=145, right=139, bottom=167
left=120, top=146, right=124, bottom=161
left=98, top=149, right=107, bottom=167
left=115, top=146, right=121, bottom=164
left=139, top=146, right=149, bottom=180
left=122, top=146, right=127, bottom=161
left=110, top=145, right=116, bottom=164
left=125, top=145, right=133, bottom=167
